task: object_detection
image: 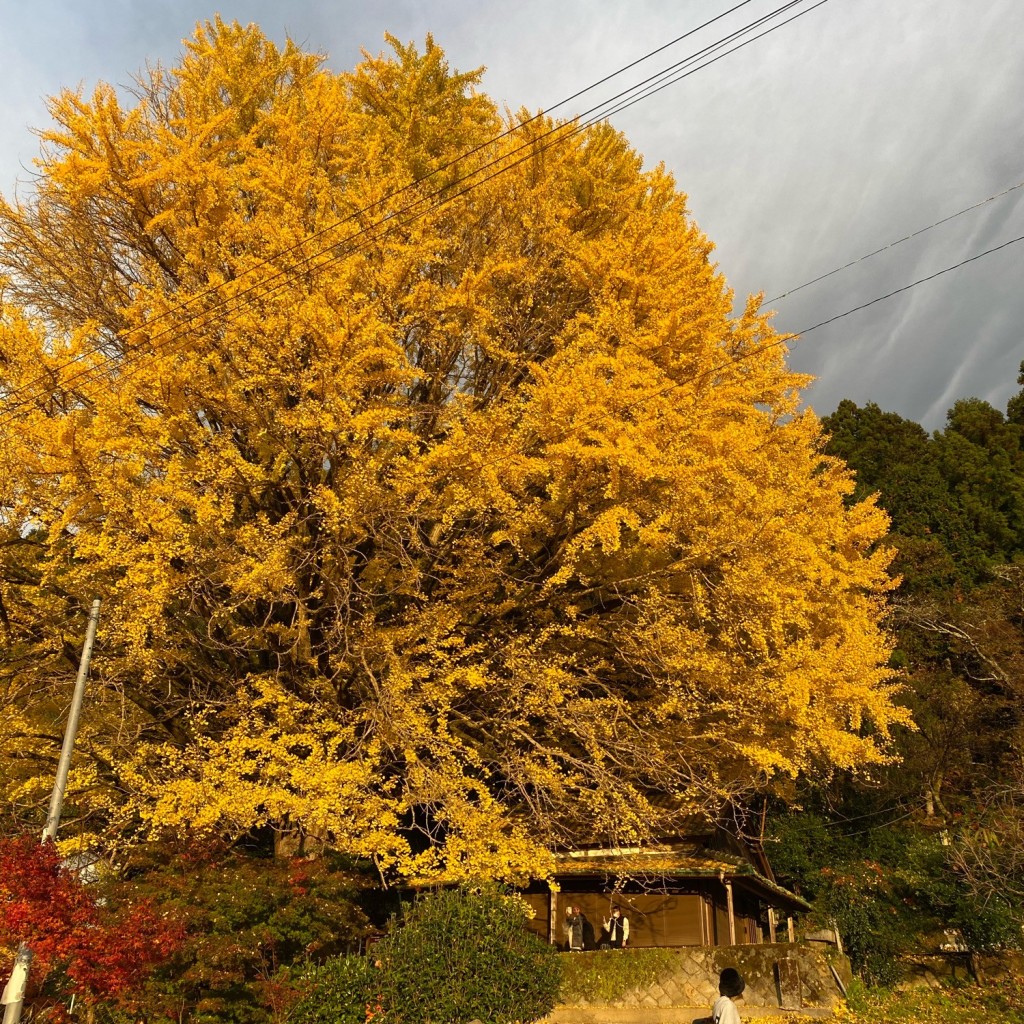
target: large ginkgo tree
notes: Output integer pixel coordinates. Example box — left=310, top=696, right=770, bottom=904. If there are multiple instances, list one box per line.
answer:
left=0, top=20, right=908, bottom=880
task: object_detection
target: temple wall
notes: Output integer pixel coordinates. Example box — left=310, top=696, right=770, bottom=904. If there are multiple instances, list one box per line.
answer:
left=524, top=888, right=778, bottom=948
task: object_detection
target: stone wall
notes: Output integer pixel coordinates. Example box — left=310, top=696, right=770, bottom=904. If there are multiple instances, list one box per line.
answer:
left=902, top=950, right=1024, bottom=989
left=557, top=943, right=851, bottom=1012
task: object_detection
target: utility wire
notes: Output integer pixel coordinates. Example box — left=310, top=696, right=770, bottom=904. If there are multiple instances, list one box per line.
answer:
left=764, top=807, right=922, bottom=839
left=595, top=0, right=831, bottom=124
left=840, top=806, right=920, bottom=837
left=764, top=802, right=923, bottom=837
left=767, top=177, right=1024, bottom=304
left=28, top=2, right=1014, bottom=438
left=796, top=231, right=1024, bottom=335
left=0, top=0, right=827, bottom=423
left=12, top=3, right=1015, bottom=433
left=609, top=228, right=1024, bottom=425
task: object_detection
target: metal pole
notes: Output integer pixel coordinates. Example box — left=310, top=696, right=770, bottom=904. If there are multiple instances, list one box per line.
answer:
left=1, top=947, right=31, bottom=1024
left=43, top=598, right=102, bottom=841
left=1, top=599, right=101, bottom=1024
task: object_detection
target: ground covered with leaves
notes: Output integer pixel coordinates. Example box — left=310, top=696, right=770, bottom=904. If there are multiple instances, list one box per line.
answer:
left=747, top=977, right=1024, bottom=1023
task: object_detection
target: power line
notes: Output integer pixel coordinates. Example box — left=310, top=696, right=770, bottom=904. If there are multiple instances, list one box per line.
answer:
left=593, top=0, right=832, bottom=124
left=20, top=2, right=1014, bottom=438
left=841, top=806, right=920, bottom=837
left=765, top=802, right=923, bottom=837
left=766, top=177, right=1024, bottom=304
left=796, top=231, right=1024, bottom=335
left=0, top=0, right=828, bottom=424
left=7, top=3, right=1017, bottom=443
left=609, top=228, right=1024, bottom=425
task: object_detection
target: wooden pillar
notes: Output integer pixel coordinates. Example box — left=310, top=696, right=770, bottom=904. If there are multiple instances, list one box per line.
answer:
left=723, top=876, right=736, bottom=946
left=768, top=906, right=777, bottom=943
left=787, top=915, right=795, bottom=943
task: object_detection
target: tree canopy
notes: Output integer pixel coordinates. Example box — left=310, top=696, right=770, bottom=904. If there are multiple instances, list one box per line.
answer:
left=765, top=377, right=1024, bottom=976
left=0, top=20, right=906, bottom=880
left=822, top=379, right=1024, bottom=817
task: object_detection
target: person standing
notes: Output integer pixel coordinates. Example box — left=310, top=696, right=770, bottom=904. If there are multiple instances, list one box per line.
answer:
left=565, top=905, right=585, bottom=951
left=603, top=904, right=630, bottom=948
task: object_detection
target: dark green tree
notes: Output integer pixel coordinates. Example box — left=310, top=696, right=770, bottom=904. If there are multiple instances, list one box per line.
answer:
left=1002, top=360, right=1024, bottom=427
left=823, top=400, right=979, bottom=589
left=787, top=380, right=1024, bottom=979
left=107, top=841, right=374, bottom=1024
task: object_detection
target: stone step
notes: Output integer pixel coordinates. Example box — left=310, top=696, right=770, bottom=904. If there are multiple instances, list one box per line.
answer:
left=545, top=1005, right=835, bottom=1023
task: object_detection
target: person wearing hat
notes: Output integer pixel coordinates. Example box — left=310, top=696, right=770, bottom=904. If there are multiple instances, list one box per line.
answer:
left=711, top=967, right=744, bottom=1024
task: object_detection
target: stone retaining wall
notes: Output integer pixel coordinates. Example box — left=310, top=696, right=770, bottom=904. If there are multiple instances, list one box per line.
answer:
left=902, top=950, right=1024, bottom=988
left=558, top=943, right=851, bottom=1012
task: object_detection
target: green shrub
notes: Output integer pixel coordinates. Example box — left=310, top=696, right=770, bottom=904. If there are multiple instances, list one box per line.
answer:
left=292, top=955, right=377, bottom=1024
left=375, top=885, right=561, bottom=1024
left=813, top=864, right=907, bottom=987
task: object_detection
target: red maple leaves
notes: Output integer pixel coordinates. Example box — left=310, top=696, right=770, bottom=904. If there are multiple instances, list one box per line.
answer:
left=0, top=834, right=182, bottom=1006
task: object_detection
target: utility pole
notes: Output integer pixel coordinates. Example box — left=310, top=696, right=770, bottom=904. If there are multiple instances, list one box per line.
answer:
left=42, top=599, right=102, bottom=842
left=1, top=599, right=101, bottom=1024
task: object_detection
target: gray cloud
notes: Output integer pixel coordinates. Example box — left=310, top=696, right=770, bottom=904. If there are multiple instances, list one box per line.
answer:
left=1, top=0, right=1020, bottom=431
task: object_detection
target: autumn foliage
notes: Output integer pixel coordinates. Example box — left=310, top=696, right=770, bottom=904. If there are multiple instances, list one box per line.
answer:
left=97, top=840, right=373, bottom=1024
left=0, top=835, right=182, bottom=1008
left=0, top=20, right=909, bottom=879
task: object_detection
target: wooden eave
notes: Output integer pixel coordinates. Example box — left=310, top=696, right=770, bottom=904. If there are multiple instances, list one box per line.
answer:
left=548, top=842, right=809, bottom=914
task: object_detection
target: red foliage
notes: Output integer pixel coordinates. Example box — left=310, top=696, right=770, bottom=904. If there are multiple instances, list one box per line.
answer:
left=0, top=834, right=183, bottom=1005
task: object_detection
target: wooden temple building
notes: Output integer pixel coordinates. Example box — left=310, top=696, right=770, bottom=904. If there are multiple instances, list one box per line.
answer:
left=519, top=825, right=808, bottom=948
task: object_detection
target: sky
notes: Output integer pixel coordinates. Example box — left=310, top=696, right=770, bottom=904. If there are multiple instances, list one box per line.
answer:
left=1, top=0, right=1021, bottom=431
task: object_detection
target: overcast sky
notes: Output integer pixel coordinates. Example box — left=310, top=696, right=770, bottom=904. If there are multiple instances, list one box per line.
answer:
left=1, top=0, right=1021, bottom=431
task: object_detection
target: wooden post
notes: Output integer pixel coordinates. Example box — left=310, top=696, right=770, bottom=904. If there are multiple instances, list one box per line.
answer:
left=723, top=876, right=736, bottom=946
left=787, top=916, right=795, bottom=943
left=768, top=906, right=777, bottom=943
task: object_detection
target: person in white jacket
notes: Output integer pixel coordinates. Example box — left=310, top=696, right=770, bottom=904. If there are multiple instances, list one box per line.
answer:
left=710, top=967, right=744, bottom=1024
left=603, top=904, right=629, bottom=948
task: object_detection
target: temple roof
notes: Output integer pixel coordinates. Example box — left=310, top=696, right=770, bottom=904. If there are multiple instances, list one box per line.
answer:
left=548, top=839, right=810, bottom=912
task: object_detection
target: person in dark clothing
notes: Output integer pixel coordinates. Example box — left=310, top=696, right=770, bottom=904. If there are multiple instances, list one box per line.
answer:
left=565, top=905, right=584, bottom=951
left=580, top=910, right=596, bottom=950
